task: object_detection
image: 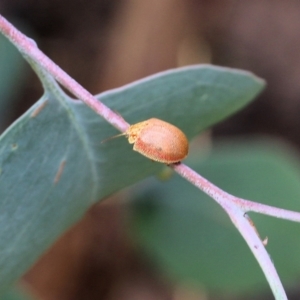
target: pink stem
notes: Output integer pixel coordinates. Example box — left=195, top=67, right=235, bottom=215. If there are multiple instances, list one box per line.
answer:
left=172, top=162, right=289, bottom=299
left=0, top=15, right=129, bottom=132
left=0, top=14, right=293, bottom=299
left=172, top=163, right=300, bottom=222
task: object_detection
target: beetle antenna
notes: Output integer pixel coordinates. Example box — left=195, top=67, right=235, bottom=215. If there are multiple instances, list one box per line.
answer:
left=101, top=132, right=127, bottom=143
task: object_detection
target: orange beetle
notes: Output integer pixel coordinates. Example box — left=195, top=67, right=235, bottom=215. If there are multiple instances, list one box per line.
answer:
left=126, top=118, right=189, bottom=164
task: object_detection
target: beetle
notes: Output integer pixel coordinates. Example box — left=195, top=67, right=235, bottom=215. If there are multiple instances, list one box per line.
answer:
left=125, top=118, right=189, bottom=164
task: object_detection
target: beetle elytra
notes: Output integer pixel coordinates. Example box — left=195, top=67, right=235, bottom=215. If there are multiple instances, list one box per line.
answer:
left=126, top=118, right=188, bottom=164
left=103, top=118, right=189, bottom=164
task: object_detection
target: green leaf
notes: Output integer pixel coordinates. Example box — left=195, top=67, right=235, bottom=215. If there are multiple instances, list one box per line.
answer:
left=130, top=139, right=300, bottom=294
left=0, top=64, right=264, bottom=292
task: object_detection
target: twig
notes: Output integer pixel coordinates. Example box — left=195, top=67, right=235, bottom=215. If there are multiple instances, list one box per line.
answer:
left=0, top=14, right=295, bottom=300
left=172, top=163, right=300, bottom=223
left=0, top=15, right=129, bottom=132
left=171, top=163, right=293, bottom=299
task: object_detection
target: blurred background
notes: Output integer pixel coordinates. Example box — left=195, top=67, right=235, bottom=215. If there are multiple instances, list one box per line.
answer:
left=2, top=0, right=300, bottom=299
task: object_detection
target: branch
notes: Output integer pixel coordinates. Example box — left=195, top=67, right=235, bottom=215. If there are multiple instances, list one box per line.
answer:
left=0, top=15, right=129, bottom=133
left=0, top=14, right=296, bottom=300
left=238, top=199, right=300, bottom=222
left=172, top=163, right=289, bottom=299
left=172, top=163, right=300, bottom=223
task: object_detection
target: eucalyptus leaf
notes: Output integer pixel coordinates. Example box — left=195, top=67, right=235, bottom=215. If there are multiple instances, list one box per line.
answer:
left=0, top=64, right=264, bottom=291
